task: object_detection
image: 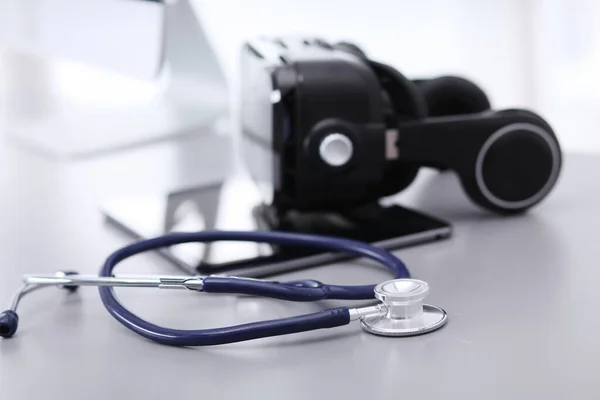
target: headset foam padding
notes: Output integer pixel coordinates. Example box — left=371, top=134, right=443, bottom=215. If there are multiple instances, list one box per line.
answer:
left=368, top=61, right=428, bottom=196
left=333, top=42, right=368, bottom=59
left=418, top=76, right=491, bottom=117
left=370, top=61, right=428, bottom=120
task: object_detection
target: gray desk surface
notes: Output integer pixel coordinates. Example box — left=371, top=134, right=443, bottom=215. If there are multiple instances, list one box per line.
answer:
left=0, top=133, right=597, bottom=399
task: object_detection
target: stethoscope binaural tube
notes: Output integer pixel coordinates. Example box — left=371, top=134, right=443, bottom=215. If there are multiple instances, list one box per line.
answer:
left=98, top=230, right=410, bottom=346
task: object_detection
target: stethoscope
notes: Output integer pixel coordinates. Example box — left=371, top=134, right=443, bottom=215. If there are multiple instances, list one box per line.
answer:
left=0, top=231, right=447, bottom=346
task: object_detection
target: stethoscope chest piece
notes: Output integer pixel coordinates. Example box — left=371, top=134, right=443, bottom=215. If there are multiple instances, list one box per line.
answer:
left=360, top=279, right=447, bottom=337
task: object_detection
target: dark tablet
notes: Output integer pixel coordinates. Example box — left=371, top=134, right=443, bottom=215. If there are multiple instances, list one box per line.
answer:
left=102, top=178, right=451, bottom=278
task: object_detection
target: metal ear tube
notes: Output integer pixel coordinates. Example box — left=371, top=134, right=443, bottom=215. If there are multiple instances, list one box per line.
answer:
left=0, top=271, right=206, bottom=339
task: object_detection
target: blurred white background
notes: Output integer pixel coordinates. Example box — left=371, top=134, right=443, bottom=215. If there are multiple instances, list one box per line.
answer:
left=0, top=0, right=599, bottom=153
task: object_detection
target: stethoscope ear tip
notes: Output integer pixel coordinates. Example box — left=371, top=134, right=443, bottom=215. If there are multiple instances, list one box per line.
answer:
left=0, top=310, right=19, bottom=338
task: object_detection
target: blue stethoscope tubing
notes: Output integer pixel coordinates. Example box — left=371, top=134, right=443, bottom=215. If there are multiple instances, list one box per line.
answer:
left=99, top=230, right=410, bottom=346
